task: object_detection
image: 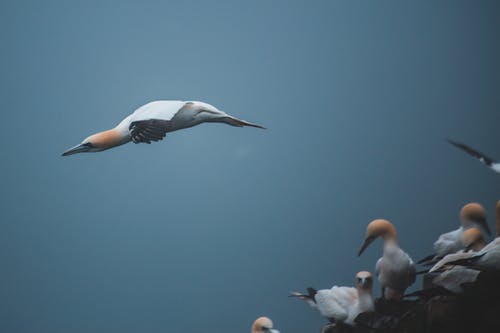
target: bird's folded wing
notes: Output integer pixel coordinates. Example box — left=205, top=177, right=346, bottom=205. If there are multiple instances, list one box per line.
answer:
left=434, top=230, right=462, bottom=256
left=331, top=286, right=358, bottom=310
left=315, top=290, right=348, bottom=321
left=429, top=251, right=471, bottom=272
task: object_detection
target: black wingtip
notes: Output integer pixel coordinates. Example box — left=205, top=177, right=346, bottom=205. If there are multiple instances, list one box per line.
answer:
left=417, top=253, right=436, bottom=265
left=446, top=138, right=463, bottom=149
left=415, top=269, right=429, bottom=275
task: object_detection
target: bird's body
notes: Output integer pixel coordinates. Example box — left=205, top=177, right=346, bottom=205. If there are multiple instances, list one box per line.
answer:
left=376, top=243, right=416, bottom=299
left=447, top=139, right=500, bottom=173
left=432, top=266, right=480, bottom=294
left=433, top=227, right=466, bottom=256
left=358, top=219, right=416, bottom=300
left=442, top=239, right=500, bottom=271
left=430, top=228, right=486, bottom=293
left=290, top=272, right=374, bottom=326
left=62, top=100, right=264, bottom=156
left=433, top=202, right=500, bottom=275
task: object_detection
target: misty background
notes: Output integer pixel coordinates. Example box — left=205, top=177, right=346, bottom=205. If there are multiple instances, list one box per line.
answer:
left=1, top=1, right=499, bottom=332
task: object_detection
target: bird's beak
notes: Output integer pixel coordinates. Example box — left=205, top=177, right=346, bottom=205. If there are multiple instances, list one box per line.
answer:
left=62, top=143, right=91, bottom=156
left=263, top=329, right=279, bottom=333
left=358, top=236, right=375, bottom=256
left=361, top=278, right=373, bottom=289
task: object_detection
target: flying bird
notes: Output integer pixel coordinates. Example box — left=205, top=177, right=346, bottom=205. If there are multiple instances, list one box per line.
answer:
left=290, top=271, right=375, bottom=326
left=251, top=317, right=280, bottom=333
left=447, top=139, right=500, bottom=173
left=418, top=203, right=490, bottom=266
left=358, top=219, right=416, bottom=300
left=62, top=100, right=265, bottom=156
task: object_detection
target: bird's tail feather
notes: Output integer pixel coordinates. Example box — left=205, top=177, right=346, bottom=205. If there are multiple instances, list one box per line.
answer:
left=223, top=116, right=266, bottom=129
left=417, top=253, right=436, bottom=265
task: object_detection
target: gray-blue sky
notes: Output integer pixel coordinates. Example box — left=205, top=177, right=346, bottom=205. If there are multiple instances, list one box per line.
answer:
left=0, top=1, right=499, bottom=332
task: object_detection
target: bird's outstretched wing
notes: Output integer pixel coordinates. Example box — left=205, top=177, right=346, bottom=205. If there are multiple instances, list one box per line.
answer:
left=127, top=101, right=189, bottom=144
left=447, top=139, right=496, bottom=166
left=129, top=119, right=172, bottom=144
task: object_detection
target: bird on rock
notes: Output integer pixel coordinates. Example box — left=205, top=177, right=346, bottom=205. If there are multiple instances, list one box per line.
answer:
left=358, top=219, right=416, bottom=300
left=290, top=271, right=375, bottom=326
left=418, top=203, right=490, bottom=266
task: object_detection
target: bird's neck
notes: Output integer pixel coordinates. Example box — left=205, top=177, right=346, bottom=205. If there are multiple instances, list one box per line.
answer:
left=382, top=235, right=398, bottom=247
left=91, top=128, right=128, bottom=150
left=472, top=240, right=486, bottom=252
left=357, top=288, right=374, bottom=311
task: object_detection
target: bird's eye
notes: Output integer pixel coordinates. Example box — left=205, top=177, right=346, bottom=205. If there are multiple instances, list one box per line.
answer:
left=83, top=142, right=94, bottom=148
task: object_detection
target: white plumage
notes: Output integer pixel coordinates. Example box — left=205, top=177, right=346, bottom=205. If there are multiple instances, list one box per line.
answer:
left=431, top=202, right=499, bottom=273
left=358, top=219, right=416, bottom=300
left=376, top=244, right=416, bottom=299
left=418, top=203, right=490, bottom=265
left=290, top=271, right=374, bottom=326
left=430, top=227, right=487, bottom=293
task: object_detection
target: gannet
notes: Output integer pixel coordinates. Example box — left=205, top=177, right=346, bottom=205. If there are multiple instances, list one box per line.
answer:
left=418, top=203, right=490, bottom=266
left=447, top=139, right=500, bottom=173
left=251, top=317, right=280, bottom=333
left=429, top=227, right=485, bottom=293
left=358, top=219, right=416, bottom=300
left=62, top=100, right=265, bottom=156
left=443, top=201, right=500, bottom=271
left=290, top=271, right=375, bottom=326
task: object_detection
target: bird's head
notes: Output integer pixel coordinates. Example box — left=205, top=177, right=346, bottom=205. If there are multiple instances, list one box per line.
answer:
left=358, top=219, right=397, bottom=256
left=62, top=129, right=122, bottom=156
left=252, top=317, right=279, bottom=333
left=461, top=227, right=486, bottom=252
left=460, top=203, right=490, bottom=236
left=355, top=271, right=373, bottom=291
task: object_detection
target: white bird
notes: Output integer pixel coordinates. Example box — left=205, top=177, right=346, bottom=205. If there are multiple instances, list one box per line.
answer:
left=290, top=271, right=375, bottom=326
left=358, top=219, right=416, bottom=300
left=251, top=317, right=280, bottom=333
left=418, top=203, right=491, bottom=265
left=443, top=200, right=500, bottom=272
left=429, top=227, right=485, bottom=293
left=62, top=100, right=264, bottom=156
left=447, top=139, right=500, bottom=173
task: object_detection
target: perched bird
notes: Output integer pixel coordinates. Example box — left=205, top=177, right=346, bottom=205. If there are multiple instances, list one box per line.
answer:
left=251, top=317, right=280, bottom=333
left=429, top=227, right=485, bottom=293
left=62, top=100, right=264, bottom=156
left=358, top=219, right=416, bottom=300
left=447, top=139, right=500, bottom=173
left=442, top=201, right=500, bottom=272
left=290, top=271, right=375, bottom=326
left=418, top=203, right=490, bottom=266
